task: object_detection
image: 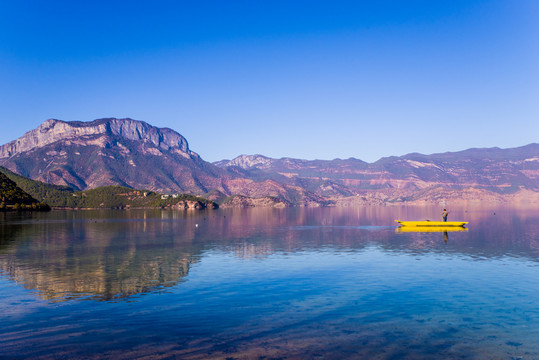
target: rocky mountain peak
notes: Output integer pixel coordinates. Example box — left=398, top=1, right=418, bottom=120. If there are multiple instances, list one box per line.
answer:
left=216, top=154, right=275, bottom=169
left=0, top=118, right=193, bottom=158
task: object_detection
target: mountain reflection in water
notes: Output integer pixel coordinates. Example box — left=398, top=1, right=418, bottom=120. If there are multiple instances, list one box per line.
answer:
left=0, top=206, right=538, bottom=302
left=1, top=206, right=539, bottom=359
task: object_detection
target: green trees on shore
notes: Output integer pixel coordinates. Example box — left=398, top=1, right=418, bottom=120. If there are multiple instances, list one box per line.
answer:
left=0, top=171, right=51, bottom=211
left=0, top=166, right=216, bottom=210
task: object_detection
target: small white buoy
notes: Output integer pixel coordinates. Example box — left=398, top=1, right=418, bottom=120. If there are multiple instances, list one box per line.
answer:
left=195, top=224, right=199, bottom=227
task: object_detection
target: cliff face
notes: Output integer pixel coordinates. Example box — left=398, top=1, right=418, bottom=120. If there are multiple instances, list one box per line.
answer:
left=0, top=118, right=195, bottom=159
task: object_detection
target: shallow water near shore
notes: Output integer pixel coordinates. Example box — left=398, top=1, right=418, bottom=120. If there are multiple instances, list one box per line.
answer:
left=1, top=206, right=538, bottom=359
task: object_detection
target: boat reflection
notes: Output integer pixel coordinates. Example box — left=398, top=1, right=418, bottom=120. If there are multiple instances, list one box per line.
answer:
left=395, top=226, right=468, bottom=243
left=395, top=226, right=468, bottom=233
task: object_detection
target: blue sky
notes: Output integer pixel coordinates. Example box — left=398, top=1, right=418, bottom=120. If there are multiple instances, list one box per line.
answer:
left=1, top=0, right=538, bottom=162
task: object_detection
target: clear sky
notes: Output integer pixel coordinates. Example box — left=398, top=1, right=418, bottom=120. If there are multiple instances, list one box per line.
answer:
left=1, top=0, right=538, bottom=163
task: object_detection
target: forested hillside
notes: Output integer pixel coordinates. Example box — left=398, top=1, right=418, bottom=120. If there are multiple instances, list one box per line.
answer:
left=0, top=171, right=49, bottom=210
left=1, top=166, right=73, bottom=205
left=0, top=167, right=216, bottom=209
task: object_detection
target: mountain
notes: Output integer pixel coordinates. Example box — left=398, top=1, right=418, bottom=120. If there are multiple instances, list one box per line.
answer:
left=370, top=145, right=539, bottom=192
left=215, top=155, right=369, bottom=197
left=2, top=118, right=538, bottom=206
left=0, top=118, right=324, bottom=206
left=0, top=118, right=217, bottom=192
left=215, top=144, right=539, bottom=203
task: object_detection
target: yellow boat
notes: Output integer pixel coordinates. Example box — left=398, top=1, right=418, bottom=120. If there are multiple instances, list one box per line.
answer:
left=396, top=226, right=468, bottom=233
left=395, top=220, right=468, bottom=227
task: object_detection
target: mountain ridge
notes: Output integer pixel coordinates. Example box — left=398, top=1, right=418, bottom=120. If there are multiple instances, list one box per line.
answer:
left=1, top=118, right=538, bottom=206
left=217, top=143, right=539, bottom=166
left=215, top=143, right=539, bottom=195
left=0, top=118, right=197, bottom=159
left=0, top=118, right=324, bottom=206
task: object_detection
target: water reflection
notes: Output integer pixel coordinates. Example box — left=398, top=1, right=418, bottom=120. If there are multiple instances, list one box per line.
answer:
left=0, top=206, right=538, bottom=302
left=395, top=226, right=469, bottom=244
left=0, top=210, right=205, bottom=301
left=395, top=226, right=468, bottom=233
left=1, top=207, right=539, bottom=360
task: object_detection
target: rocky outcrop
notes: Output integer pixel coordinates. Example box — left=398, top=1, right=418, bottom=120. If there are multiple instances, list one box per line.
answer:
left=220, top=195, right=290, bottom=208
left=0, top=118, right=196, bottom=159
left=214, top=154, right=275, bottom=170
left=171, top=200, right=218, bottom=210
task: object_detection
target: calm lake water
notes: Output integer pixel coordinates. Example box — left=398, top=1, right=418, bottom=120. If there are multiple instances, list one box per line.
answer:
left=1, top=206, right=538, bottom=359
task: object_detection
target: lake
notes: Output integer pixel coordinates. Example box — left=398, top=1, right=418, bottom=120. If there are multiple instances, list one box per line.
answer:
left=1, top=206, right=538, bottom=359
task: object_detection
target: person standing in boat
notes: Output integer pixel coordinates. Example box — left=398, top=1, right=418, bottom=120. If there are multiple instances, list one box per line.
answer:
left=441, top=209, right=449, bottom=222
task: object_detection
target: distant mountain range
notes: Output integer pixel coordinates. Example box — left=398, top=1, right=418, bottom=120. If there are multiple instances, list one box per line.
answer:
left=216, top=145, right=539, bottom=193
left=1, top=118, right=538, bottom=206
